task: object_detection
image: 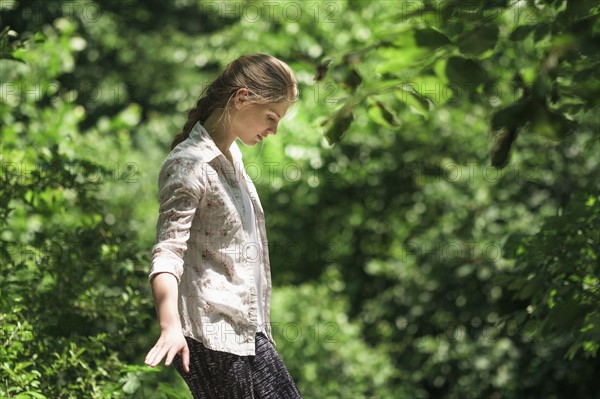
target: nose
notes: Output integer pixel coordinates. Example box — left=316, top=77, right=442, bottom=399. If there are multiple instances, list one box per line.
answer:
left=267, top=125, right=278, bottom=136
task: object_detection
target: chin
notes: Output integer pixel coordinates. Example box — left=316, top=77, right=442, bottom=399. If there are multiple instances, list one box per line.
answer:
left=240, top=138, right=258, bottom=146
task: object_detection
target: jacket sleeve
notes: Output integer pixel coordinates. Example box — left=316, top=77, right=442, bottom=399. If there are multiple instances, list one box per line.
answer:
left=148, top=155, right=205, bottom=285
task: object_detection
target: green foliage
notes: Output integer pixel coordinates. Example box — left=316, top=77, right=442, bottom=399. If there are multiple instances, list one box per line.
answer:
left=0, top=20, right=157, bottom=398
left=501, top=192, right=600, bottom=359
left=323, top=103, right=354, bottom=145
left=271, top=267, right=406, bottom=398
left=1, top=0, right=599, bottom=397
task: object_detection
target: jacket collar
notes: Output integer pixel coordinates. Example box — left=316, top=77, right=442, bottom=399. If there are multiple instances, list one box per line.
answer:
left=188, top=121, right=226, bottom=162
left=188, top=120, right=244, bottom=168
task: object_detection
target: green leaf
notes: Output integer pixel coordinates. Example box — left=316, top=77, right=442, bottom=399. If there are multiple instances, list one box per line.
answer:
left=370, top=101, right=401, bottom=126
left=502, top=233, right=529, bottom=258
left=122, top=372, right=141, bottom=394
left=491, top=100, right=531, bottom=131
left=0, top=54, right=27, bottom=63
left=399, top=84, right=432, bottom=111
left=529, top=106, right=577, bottom=140
left=541, top=299, right=588, bottom=334
left=510, top=25, right=536, bottom=41
left=457, top=24, right=500, bottom=55
left=490, top=127, right=518, bottom=169
left=18, top=393, right=47, bottom=399
left=414, top=28, right=452, bottom=49
left=445, top=56, right=487, bottom=86
left=323, top=104, right=354, bottom=145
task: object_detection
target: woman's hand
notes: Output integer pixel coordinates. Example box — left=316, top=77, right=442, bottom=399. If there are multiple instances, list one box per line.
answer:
left=146, top=273, right=188, bottom=372
left=144, top=327, right=190, bottom=373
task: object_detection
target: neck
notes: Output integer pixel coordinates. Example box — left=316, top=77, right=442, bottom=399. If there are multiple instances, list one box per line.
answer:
left=203, top=110, right=235, bottom=161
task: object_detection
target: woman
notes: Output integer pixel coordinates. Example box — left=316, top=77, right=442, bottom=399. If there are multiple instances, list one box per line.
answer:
left=144, top=53, right=302, bottom=398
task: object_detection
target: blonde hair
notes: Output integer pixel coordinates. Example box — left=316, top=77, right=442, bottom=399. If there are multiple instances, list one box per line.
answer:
left=171, top=53, right=298, bottom=149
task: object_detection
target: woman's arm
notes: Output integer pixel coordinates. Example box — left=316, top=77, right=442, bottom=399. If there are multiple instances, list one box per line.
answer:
left=145, top=156, right=205, bottom=373
left=144, top=272, right=190, bottom=373
left=151, top=272, right=181, bottom=330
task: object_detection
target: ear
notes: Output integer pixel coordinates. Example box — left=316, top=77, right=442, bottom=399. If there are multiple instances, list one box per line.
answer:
left=233, top=88, right=249, bottom=109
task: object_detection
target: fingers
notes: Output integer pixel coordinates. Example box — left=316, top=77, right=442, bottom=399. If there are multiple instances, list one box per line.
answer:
left=144, top=335, right=189, bottom=372
left=181, top=342, right=190, bottom=373
left=145, top=337, right=170, bottom=368
left=164, top=347, right=176, bottom=367
left=145, top=344, right=167, bottom=368
left=144, top=346, right=156, bottom=366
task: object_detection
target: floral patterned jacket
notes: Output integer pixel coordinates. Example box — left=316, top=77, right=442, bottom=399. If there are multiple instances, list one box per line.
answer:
left=148, top=121, right=273, bottom=356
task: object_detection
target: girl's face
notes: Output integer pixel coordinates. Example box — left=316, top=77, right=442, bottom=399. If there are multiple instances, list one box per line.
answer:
left=229, top=94, right=291, bottom=146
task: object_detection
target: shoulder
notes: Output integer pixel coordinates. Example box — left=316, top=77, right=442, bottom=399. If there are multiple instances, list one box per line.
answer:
left=158, top=145, right=208, bottom=189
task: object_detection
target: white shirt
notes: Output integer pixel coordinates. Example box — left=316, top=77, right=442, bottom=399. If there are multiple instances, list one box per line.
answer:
left=235, top=161, right=264, bottom=332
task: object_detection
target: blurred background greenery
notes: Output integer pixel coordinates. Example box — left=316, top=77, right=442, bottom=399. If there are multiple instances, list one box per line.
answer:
left=1, top=0, right=598, bottom=398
